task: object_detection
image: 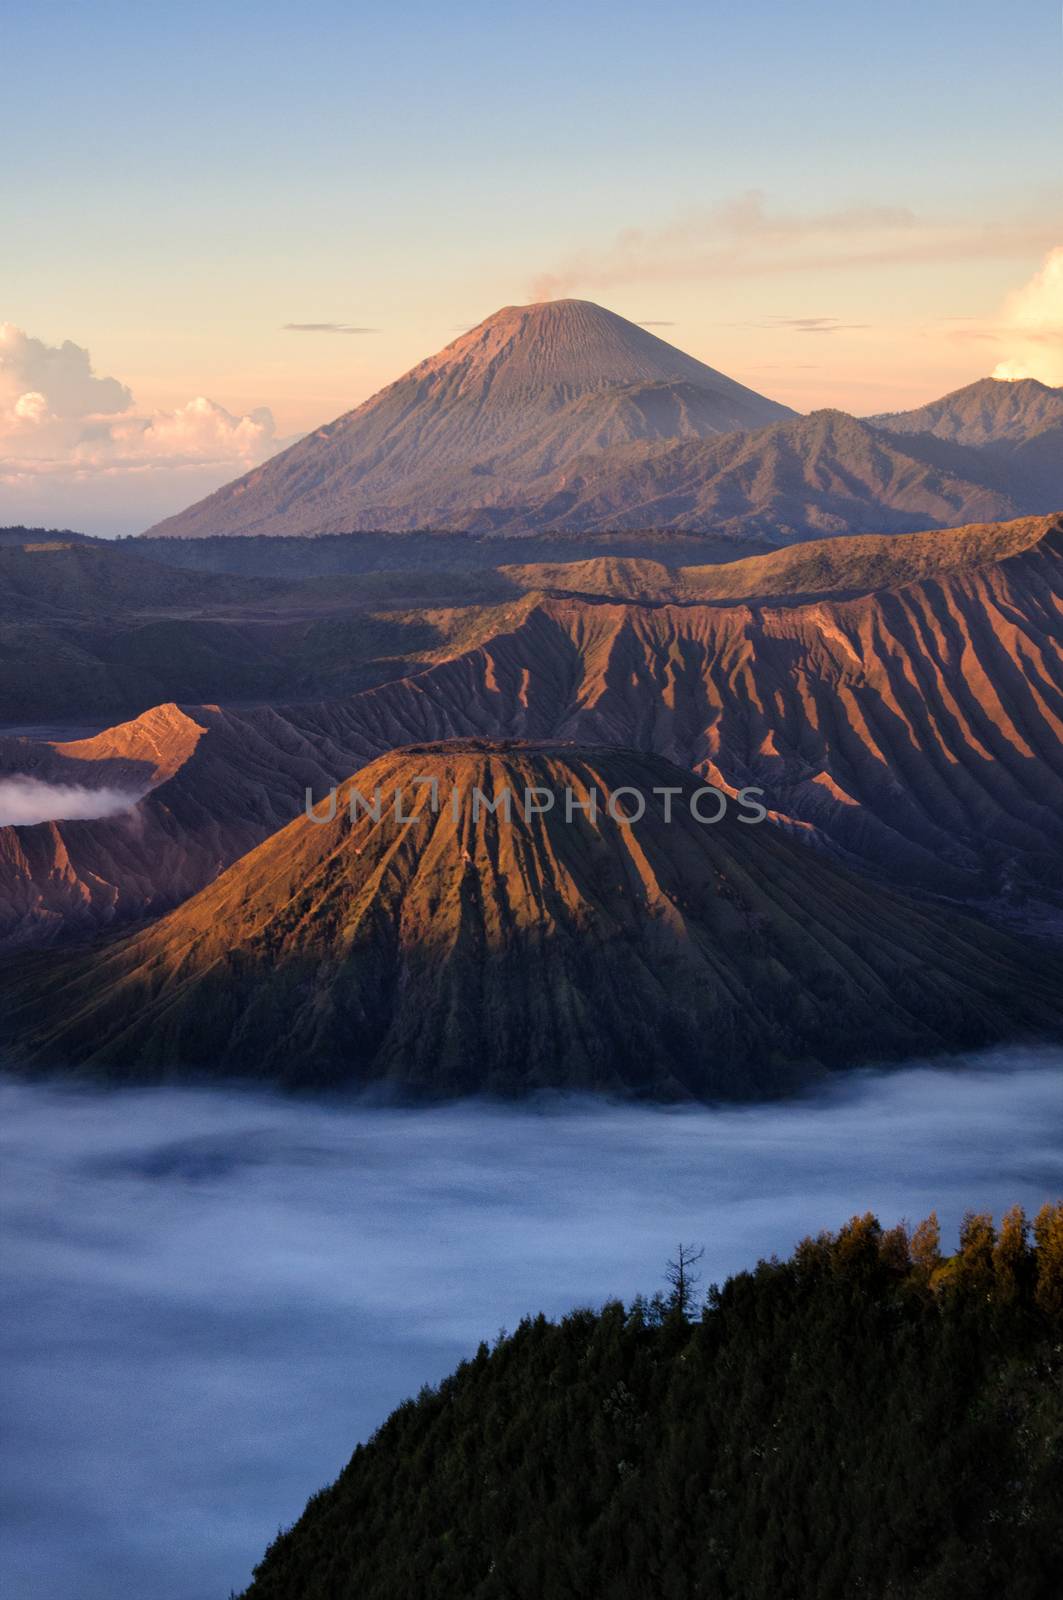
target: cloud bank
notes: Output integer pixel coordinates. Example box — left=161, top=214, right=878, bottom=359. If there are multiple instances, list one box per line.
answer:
left=1, top=1050, right=1060, bottom=1600
left=0, top=324, right=281, bottom=534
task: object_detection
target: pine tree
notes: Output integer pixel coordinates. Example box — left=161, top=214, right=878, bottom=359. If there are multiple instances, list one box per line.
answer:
left=664, top=1243, right=704, bottom=1319
left=909, top=1210, right=943, bottom=1284
left=992, top=1204, right=1030, bottom=1305
left=1033, top=1200, right=1063, bottom=1317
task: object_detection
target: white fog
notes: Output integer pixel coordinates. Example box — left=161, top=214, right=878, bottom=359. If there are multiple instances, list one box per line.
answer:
left=2, top=1050, right=1061, bottom=1600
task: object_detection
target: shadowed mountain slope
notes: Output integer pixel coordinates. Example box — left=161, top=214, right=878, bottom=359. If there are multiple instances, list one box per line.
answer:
left=1, top=516, right=1061, bottom=951
left=0, top=532, right=544, bottom=723
left=0, top=537, right=268, bottom=620
left=483, top=410, right=1050, bottom=539
left=133, top=527, right=767, bottom=580
left=0, top=698, right=345, bottom=950
left=868, top=379, right=1063, bottom=522
left=145, top=301, right=793, bottom=540
left=3, top=742, right=1058, bottom=1093
left=9, top=517, right=1044, bottom=724
left=0, top=703, right=203, bottom=845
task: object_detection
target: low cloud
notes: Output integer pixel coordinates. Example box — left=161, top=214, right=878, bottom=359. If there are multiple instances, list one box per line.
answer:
left=990, top=246, right=1063, bottom=386
left=283, top=323, right=376, bottom=334
left=1, top=1051, right=1060, bottom=1598
left=0, top=776, right=143, bottom=826
left=529, top=190, right=1059, bottom=300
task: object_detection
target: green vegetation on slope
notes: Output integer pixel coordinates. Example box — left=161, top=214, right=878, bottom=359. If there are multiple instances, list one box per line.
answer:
left=242, top=1204, right=1063, bottom=1600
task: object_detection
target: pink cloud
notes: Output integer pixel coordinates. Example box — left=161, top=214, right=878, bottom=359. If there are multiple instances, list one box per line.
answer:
left=529, top=192, right=1060, bottom=300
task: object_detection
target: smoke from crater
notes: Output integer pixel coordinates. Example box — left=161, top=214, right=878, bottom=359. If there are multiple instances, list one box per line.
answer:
left=0, top=776, right=144, bottom=826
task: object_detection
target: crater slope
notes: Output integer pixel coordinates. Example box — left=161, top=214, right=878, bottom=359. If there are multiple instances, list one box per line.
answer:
left=3, top=742, right=1057, bottom=1094
left=1, top=516, right=1060, bottom=951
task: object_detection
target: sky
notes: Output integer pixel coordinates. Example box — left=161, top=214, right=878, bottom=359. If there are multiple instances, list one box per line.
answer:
left=1, top=0, right=1061, bottom=534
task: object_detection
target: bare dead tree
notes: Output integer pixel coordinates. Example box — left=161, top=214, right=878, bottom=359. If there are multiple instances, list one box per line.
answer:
left=665, top=1242, right=705, bottom=1319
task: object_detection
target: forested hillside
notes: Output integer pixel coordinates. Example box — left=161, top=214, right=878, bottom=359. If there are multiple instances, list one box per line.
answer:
left=242, top=1205, right=1063, bottom=1600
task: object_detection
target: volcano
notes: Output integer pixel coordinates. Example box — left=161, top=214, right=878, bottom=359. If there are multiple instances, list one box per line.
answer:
left=142, top=307, right=1062, bottom=542
left=3, top=741, right=1057, bottom=1096
left=3, top=515, right=1062, bottom=954
left=144, top=301, right=794, bottom=540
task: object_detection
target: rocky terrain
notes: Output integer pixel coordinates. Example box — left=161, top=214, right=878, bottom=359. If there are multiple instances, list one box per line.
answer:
left=3, top=741, right=1058, bottom=1092
left=0, top=515, right=1060, bottom=955
left=0, top=528, right=757, bottom=724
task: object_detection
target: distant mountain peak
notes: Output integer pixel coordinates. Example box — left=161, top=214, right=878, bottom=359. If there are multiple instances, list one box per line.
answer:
left=966, top=375, right=1054, bottom=394
left=403, top=297, right=759, bottom=403
left=143, top=301, right=795, bottom=540
left=872, top=375, right=1063, bottom=445
left=914, top=374, right=1055, bottom=402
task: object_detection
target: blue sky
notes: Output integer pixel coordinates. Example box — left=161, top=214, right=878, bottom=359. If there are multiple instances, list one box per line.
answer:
left=2, top=0, right=1061, bottom=530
